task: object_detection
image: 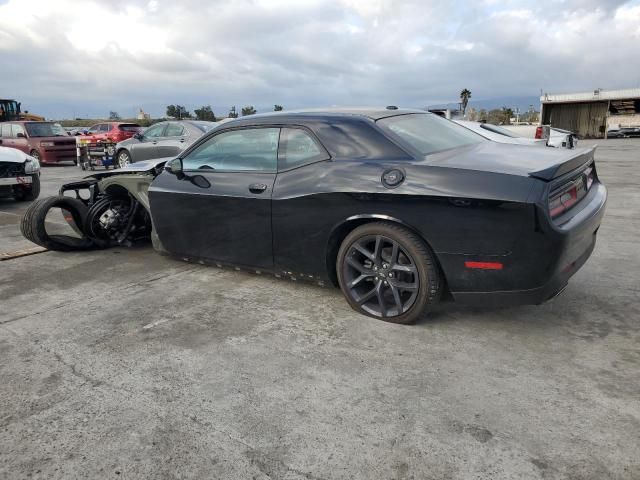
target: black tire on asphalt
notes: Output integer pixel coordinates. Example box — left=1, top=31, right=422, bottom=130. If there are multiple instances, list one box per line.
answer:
left=20, top=196, right=95, bottom=251
left=12, top=174, right=41, bottom=201
left=336, top=221, right=443, bottom=324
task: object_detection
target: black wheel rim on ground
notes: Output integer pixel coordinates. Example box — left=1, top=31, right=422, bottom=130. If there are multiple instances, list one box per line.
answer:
left=342, top=234, right=419, bottom=318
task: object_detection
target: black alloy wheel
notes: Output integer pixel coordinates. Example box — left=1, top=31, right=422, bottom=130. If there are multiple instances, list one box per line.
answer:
left=337, top=222, right=442, bottom=324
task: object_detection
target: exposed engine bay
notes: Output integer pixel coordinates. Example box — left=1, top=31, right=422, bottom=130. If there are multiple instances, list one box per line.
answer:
left=20, top=159, right=168, bottom=252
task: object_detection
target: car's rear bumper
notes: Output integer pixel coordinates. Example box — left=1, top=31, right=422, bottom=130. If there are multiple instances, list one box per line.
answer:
left=450, top=183, right=607, bottom=307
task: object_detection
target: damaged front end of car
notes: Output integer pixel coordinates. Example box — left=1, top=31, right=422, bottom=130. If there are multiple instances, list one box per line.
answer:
left=20, top=158, right=170, bottom=252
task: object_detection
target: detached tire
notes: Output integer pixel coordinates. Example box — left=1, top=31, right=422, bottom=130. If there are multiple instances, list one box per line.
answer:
left=13, top=174, right=41, bottom=201
left=20, top=196, right=94, bottom=251
left=337, top=222, right=442, bottom=324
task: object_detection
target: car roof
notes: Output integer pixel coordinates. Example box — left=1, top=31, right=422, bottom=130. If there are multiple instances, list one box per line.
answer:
left=227, top=107, right=429, bottom=124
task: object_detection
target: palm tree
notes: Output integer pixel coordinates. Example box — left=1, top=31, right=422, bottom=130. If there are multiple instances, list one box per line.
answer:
left=460, top=88, right=472, bottom=116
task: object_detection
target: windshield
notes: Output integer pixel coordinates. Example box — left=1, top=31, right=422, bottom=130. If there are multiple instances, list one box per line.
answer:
left=378, top=114, right=483, bottom=155
left=25, top=122, right=67, bottom=137
left=480, top=123, right=520, bottom=138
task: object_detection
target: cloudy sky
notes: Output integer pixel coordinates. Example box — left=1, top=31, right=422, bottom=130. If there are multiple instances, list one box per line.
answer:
left=0, top=0, right=639, bottom=119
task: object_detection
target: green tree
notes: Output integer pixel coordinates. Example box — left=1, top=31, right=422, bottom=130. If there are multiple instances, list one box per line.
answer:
left=241, top=105, right=257, bottom=116
left=274, top=105, right=283, bottom=111
left=228, top=106, right=238, bottom=118
left=194, top=105, right=216, bottom=122
left=486, top=109, right=503, bottom=125
left=460, top=88, right=472, bottom=116
left=166, top=105, right=191, bottom=119
left=478, top=109, right=488, bottom=122
left=108, top=111, right=121, bottom=120
left=501, top=106, right=514, bottom=125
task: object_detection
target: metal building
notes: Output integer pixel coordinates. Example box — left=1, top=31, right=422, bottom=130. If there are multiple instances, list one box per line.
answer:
left=540, top=88, right=640, bottom=138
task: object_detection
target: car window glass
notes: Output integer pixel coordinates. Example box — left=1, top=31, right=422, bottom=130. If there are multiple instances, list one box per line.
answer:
left=101, top=124, right=112, bottom=133
left=280, top=128, right=327, bottom=169
left=1, top=124, right=12, bottom=137
left=12, top=124, right=25, bottom=137
left=378, top=114, right=484, bottom=155
left=183, top=128, right=279, bottom=172
left=165, top=123, right=185, bottom=137
left=144, top=123, right=167, bottom=138
left=88, top=125, right=100, bottom=133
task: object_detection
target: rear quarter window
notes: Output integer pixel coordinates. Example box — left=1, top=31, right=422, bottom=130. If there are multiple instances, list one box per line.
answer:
left=378, top=113, right=484, bottom=155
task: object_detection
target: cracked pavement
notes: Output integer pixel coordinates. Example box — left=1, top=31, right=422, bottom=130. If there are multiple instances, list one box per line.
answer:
left=1, top=141, right=639, bottom=479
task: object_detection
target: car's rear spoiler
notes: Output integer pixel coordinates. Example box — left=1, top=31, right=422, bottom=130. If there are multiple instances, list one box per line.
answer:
left=529, top=146, right=597, bottom=181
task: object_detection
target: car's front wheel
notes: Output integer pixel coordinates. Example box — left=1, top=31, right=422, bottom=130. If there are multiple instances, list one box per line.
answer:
left=116, top=150, right=131, bottom=168
left=337, top=222, right=442, bottom=324
left=13, top=174, right=40, bottom=201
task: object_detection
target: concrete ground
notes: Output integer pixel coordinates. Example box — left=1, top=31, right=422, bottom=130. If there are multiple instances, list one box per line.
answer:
left=1, top=141, right=639, bottom=479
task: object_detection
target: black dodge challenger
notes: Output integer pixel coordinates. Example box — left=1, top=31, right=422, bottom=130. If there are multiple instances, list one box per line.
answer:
left=22, top=108, right=607, bottom=323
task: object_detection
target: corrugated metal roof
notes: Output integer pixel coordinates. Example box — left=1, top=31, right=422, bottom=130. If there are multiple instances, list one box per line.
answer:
left=540, top=88, right=640, bottom=103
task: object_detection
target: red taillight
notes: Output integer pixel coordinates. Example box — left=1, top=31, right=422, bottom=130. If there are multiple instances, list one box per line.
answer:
left=464, top=261, right=503, bottom=270
left=548, top=165, right=593, bottom=219
left=535, top=126, right=543, bottom=139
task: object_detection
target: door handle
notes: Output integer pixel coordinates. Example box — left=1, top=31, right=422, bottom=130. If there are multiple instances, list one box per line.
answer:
left=179, top=138, right=186, bottom=143
left=152, top=141, right=158, bottom=144
left=249, top=183, right=268, bottom=194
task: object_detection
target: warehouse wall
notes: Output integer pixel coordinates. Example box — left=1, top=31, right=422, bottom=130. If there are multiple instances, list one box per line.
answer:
left=541, top=102, right=608, bottom=138
left=608, top=113, right=640, bottom=129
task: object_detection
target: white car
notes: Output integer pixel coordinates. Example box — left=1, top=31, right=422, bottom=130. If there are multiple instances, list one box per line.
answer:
left=455, top=121, right=577, bottom=149
left=0, top=146, right=41, bottom=201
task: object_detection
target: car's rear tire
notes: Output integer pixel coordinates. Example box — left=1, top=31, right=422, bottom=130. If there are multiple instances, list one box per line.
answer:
left=116, top=150, right=131, bottom=169
left=337, top=222, right=442, bottom=324
left=20, top=196, right=94, bottom=251
left=13, top=174, right=40, bottom=201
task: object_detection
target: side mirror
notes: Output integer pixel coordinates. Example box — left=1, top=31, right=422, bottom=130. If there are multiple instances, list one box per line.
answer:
left=134, top=132, right=144, bottom=140
left=16, top=132, right=26, bottom=138
left=165, top=158, right=184, bottom=178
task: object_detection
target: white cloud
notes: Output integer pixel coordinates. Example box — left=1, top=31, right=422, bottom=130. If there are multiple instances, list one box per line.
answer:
left=0, top=0, right=638, bottom=118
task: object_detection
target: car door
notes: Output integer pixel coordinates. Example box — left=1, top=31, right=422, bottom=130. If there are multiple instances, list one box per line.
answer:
left=0, top=123, right=13, bottom=148
left=85, top=123, right=103, bottom=142
left=149, top=126, right=280, bottom=269
left=10, top=124, right=30, bottom=154
left=156, top=122, right=187, bottom=158
left=129, top=123, right=167, bottom=161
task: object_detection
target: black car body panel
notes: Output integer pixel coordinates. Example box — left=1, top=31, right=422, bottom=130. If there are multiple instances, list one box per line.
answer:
left=145, top=109, right=606, bottom=306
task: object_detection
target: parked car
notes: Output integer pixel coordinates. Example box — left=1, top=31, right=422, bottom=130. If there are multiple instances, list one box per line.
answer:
left=0, top=121, right=77, bottom=164
left=68, top=126, right=90, bottom=136
left=22, top=108, right=606, bottom=324
left=534, top=125, right=579, bottom=148
left=82, top=122, right=142, bottom=145
left=0, top=146, right=40, bottom=201
left=455, top=121, right=547, bottom=146
left=607, top=127, right=640, bottom=138
left=457, top=121, right=577, bottom=148
left=113, top=120, right=219, bottom=168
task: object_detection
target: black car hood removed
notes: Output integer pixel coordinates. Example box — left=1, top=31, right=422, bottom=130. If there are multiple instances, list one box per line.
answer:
left=426, top=142, right=595, bottom=181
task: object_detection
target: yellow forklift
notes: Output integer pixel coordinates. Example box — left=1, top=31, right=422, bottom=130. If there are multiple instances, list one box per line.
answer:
left=0, top=99, right=45, bottom=122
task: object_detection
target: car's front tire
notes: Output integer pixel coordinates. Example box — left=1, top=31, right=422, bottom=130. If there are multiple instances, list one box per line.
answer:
left=337, top=222, right=442, bottom=324
left=13, top=174, right=40, bottom=201
left=116, top=150, right=131, bottom=168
